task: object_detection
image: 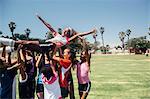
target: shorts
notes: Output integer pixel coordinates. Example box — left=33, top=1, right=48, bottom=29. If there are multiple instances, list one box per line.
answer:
left=36, top=84, right=44, bottom=93
left=60, top=87, right=69, bottom=98
left=19, top=79, right=35, bottom=99
left=78, top=82, right=91, bottom=93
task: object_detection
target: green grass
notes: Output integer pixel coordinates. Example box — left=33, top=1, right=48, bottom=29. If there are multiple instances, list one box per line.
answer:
left=16, top=55, right=150, bottom=99
left=72, top=55, right=150, bottom=99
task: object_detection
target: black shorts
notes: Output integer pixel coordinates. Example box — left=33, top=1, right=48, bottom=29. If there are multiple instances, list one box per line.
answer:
left=19, top=79, right=35, bottom=98
left=36, top=84, right=44, bottom=93
left=78, top=82, right=91, bottom=93
left=60, top=87, right=69, bottom=98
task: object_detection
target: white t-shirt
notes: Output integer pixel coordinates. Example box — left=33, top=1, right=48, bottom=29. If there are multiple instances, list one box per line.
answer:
left=45, top=35, right=68, bottom=47
left=42, top=74, right=62, bottom=99
left=0, top=38, right=15, bottom=47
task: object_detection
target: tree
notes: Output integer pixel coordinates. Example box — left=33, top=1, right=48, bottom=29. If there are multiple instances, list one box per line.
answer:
left=88, top=41, right=100, bottom=54
left=126, top=36, right=150, bottom=54
left=126, top=29, right=131, bottom=53
left=0, top=31, right=2, bottom=35
left=106, top=45, right=110, bottom=53
left=24, top=28, right=31, bottom=39
left=148, top=27, right=150, bottom=40
left=119, top=31, right=126, bottom=51
left=148, top=32, right=150, bottom=37
left=126, top=29, right=131, bottom=41
left=99, top=27, right=105, bottom=54
left=92, top=32, right=97, bottom=43
left=0, top=31, right=3, bottom=37
left=45, top=31, right=53, bottom=39
left=8, top=21, right=16, bottom=39
left=58, top=28, right=62, bottom=35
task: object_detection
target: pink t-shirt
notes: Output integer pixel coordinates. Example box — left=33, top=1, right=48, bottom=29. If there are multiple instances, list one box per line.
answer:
left=77, top=62, right=90, bottom=84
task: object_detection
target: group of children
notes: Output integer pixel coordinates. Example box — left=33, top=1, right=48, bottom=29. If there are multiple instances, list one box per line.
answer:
left=0, top=40, right=92, bottom=99
left=0, top=15, right=95, bottom=99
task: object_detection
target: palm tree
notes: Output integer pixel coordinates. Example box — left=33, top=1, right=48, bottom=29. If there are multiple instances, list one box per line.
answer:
left=45, top=31, right=53, bottom=39
left=99, top=27, right=105, bottom=53
left=126, top=29, right=131, bottom=53
left=92, top=30, right=97, bottom=54
left=92, top=32, right=97, bottom=43
left=106, top=44, right=110, bottom=53
left=0, top=31, right=2, bottom=36
left=24, top=28, right=31, bottom=39
left=58, top=28, right=62, bottom=35
left=148, top=27, right=150, bottom=39
left=8, top=22, right=16, bottom=39
left=119, top=31, right=126, bottom=52
left=126, top=29, right=131, bottom=41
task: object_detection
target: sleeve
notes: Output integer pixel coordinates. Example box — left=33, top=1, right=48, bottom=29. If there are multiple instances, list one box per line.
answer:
left=19, top=72, right=28, bottom=83
left=59, top=58, right=71, bottom=69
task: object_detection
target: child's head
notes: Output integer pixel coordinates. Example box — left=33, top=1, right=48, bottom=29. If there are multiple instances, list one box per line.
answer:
left=80, top=51, right=86, bottom=62
left=63, top=48, right=76, bottom=65
left=63, top=48, right=71, bottom=59
left=62, top=27, right=73, bottom=37
left=41, top=66, right=54, bottom=80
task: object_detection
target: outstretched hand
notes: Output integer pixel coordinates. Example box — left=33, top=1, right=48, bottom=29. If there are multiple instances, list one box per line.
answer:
left=91, top=29, right=97, bottom=34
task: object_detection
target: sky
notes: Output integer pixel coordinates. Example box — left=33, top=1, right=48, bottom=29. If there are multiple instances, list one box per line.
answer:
left=0, top=0, right=150, bottom=47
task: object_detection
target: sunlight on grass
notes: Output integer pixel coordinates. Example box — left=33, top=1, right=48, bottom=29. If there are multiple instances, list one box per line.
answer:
left=72, top=55, right=150, bottom=99
left=16, top=55, right=150, bottom=99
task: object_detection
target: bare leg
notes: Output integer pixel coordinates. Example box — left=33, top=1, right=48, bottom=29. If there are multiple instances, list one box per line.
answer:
left=36, top=15, right=59, bottom=37
left=79, top=92, right=83, bottom=99
left=37, top=92, right=44, bottom=99
left=81, top=92, right=88, bottom=99
left=15, top=40, right=39, bottom=45
left=68, top=72, right=75, bottom=99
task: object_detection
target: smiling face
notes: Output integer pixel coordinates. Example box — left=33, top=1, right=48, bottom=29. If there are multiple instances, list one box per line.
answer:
left=63, top=48, right=71, bottom=59
left=62, top=28, right=73, bottom=37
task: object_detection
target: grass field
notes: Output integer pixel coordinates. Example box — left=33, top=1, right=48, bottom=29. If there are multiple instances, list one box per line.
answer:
left=72, top=54, right=150, bottom=99
left=16, top=54, right=150, bottom=99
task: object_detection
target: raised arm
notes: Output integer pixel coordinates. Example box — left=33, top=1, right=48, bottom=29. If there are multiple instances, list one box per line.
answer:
left=8, top=52, right=11, bottom=65
left=68, top=29, right=96, bottom=42
left=17, top=45, right=27, bottom=81
left=83, top=39, right=91, bottom=67
left=52, top=46, right=60, bottom=62
left=0, top=46, right=7, bottom=68
left=35, top=54, right=42, bottom=68
left=15, top=40, right=39, bottom=45
left=2, top=45, right=6, bottom=58
left=58, top=48, right=63, bottom=58
left=19, top=49, right=26, bottom=62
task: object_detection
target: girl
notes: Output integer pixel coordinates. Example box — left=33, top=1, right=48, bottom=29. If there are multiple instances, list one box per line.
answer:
left=76, top=40, right=91, bottom=99
left=52, top=47, right=76, bottom=99
left=0, top=37, right=39, bottom=51
left=36, top=50, right=57, bottom=99
left=36, top=54, right=44, bottom=99
left=0, top=45, right=21, bottom=99
left=17, top=45, right=37, bottom=99
left=36, top=15, right=96, bottom=47
left=41, top=62, right=62, bottom=99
